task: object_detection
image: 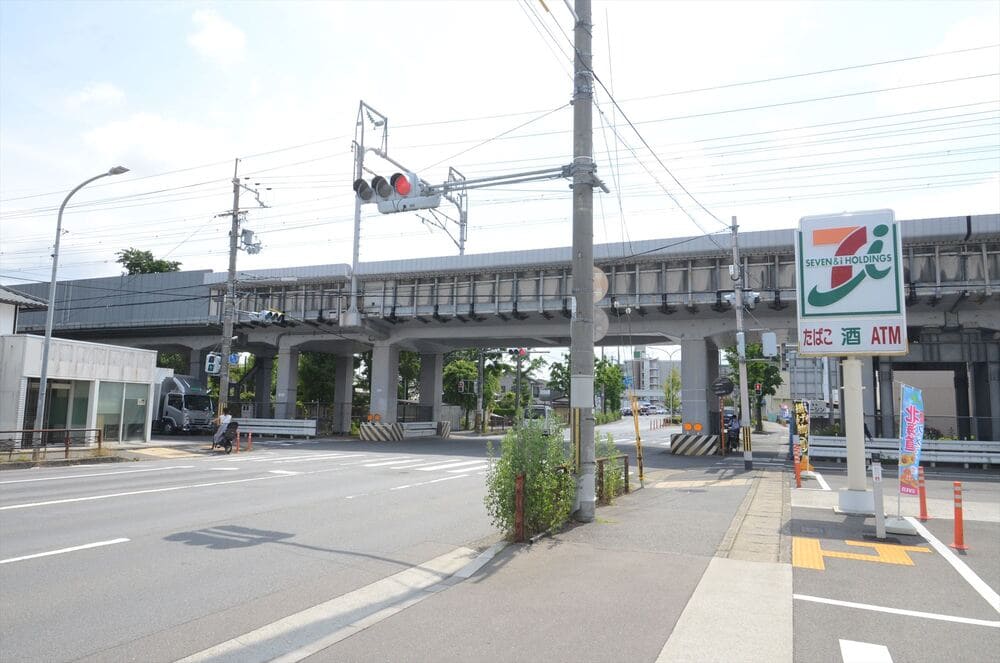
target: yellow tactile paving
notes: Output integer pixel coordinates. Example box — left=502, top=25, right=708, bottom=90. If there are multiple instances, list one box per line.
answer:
left=793, top=536, right=931, bottom=571
left=133, top=447, right=204, bottom=458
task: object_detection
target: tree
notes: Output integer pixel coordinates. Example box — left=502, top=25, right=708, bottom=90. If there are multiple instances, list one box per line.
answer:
left=157, top=351, right=186, bottom=373
left=445, top=349, right=503, bottom=429
left=722, top=342, right=783, bottom=432
left=663, top=367, right=681, bottom=420
left=398, top=351, right=420, bottom=400
left=546, top=354, right=570, bottom=396
left=115, top=247, right=181, bottom=274
left=443, top=359, right=478, bottom=428
left=297, top=352, right=338, bottom=404
left=594, top=357, right=623, bottom=414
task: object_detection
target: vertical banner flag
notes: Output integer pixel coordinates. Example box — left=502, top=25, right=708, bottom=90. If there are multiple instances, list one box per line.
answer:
left=897, top=384, right=925, bottom=496
left=794, top=400, right=810, bottom=459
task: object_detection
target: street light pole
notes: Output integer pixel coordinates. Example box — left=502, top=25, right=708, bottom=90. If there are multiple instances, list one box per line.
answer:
left=32, top=166, right=129, bottom=454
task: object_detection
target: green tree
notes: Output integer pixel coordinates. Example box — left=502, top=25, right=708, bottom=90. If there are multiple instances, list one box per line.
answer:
left=446, top=349, right=505, bottom=429
left=594, top=357, right=623, bottom=414
left=546, top=353, right=570, bottom=396
left=298, top=352, right=338, bottom=404
left=662, top=367, right=681, bottom=420
left=115, top=247, right=181, bottom=274
left=443, top=359, right=478, bottom=427
left=399, top=351, right=420, bottom=400
left=722, top=342, right=782, bottom=432
left=156, top=351, right=186, bottom=373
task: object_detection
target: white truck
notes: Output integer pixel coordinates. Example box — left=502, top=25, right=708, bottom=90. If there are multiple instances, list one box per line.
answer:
left=152, top=368, right=216, bottom=434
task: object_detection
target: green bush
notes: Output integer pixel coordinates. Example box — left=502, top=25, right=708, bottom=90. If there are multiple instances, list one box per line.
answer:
left=484, top=420, right=575, bottom=538
left=596, top=433, right=625, bottom=503
left=594, top=411, right=621, bottom=425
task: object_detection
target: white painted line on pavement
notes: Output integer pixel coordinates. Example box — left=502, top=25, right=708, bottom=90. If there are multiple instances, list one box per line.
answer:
left=272, top=453, right=367, bottom=464
left=176, top=546, right=479, bottom=663
left=448, top=464, right=488, bottom=473
left=415, top=460, right=489, bottom=472
left=0, top=474, right=291, bottom=511
left=905, top=516, right=1000, bottom=614
left=802, top=470, right=831, bottom=491
left=0, top=465, right=194, bottom=484
left=794, top=594, right=1000, bottom=627
left=389, top=475, right=468, bottom=491
left=387, top=460, right=439, bottom=469
left=361, top=457, right=419, bottom=467
left=0, top=538, right=129, bottom=565
left=268, top=470, right=300, bottom=475
left=839, top=639, right=893, bottom=662
left=209, top=467, right=239, bottom=471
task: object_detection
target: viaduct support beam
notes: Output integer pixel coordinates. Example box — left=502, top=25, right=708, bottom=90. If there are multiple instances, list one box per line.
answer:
left=418, top=353, right=443, bottom=423
left=988, top=357, right=1000, bottom=442
left=188, top=348, right=211, bottom=382
left=254, top=355, right=274, bottom=418
left=275, top=346, right=299, bottom=419
left=334, top=354, right=354, bottom=434
left=370, top=341, right=400, bottom=424
left=680, top=338, right=719, bottom=431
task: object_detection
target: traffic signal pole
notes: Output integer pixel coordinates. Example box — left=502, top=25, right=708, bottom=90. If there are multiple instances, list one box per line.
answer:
left=730, top=216, right=754, bottom=471
left=571, top=0, right=596, bottom=522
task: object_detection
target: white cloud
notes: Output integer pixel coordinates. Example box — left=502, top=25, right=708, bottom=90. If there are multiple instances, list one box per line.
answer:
left=82, top=112, right=230, bottom=170
left=187, top=10, right=245, bottom=66
left=66, top=82, right=125, bottom=109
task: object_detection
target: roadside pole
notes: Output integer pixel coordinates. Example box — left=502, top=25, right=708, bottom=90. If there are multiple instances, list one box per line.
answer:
left=217, top=159, right=241, bottom=419
left=730, top=216, right=753, bottom=471
left=570, top=0, right=596, bottom=521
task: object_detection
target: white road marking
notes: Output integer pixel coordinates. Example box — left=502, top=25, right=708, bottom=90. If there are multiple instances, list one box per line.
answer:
left=794, top=594, right=1000, bottom=627
left=415, top=460, right=489, bottom=472
left=0, top=465, right=194, bottom=484
left=387, top=460, right=440, bottom=469
left=361, top=457, right=419, bottom=467
left=210, top=467, right=239, bottom=471
left=906, top=516, right=1000, bottom=614
left=268, top=470, right=300, bottom=475
left=272, top=453, right=367, bottom=464
left=448, top=463, right=488, bottom=473
left=0, top=538, right=130, bottom=565
left=0, top=474, right=291, bottom=511
left=839, top=639, right=893, bottom=662
left=802, top=470, right=831, bottom=491
left=389, top=475, right=468, bottom=491
left=176, top=546, right=478, bottom=663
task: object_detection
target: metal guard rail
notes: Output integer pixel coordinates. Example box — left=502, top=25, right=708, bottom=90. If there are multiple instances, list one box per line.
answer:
left=807, top=436, right=1000, bottom=468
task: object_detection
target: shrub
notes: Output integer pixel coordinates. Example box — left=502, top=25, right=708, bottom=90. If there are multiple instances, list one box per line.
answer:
left=596, top=433, right=625, bottom=504
left=484, top=420, right=575, bottom=538
left=594, top=411, right=621, bottom=425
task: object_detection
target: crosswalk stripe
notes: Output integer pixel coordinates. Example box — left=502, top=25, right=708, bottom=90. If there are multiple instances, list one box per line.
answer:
left=447, top=463, right=488, bottom=473
left=362, top=457, right=419, bottom=467
left=416, top=460, right=490, bottom=472
left=272, top=454, right=367, bottom=464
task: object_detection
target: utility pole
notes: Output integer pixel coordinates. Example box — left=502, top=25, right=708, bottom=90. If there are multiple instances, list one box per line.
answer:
left=730, top=215, right=754, bottom=471
left=571, top=0, right=596, bottom=522
left=476, top=349, right=485, bottom=432
left=217, top=159, right=241, bottom=419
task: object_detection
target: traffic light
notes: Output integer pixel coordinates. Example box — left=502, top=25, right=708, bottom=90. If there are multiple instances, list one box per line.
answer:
left=257, top=310, right=285, bottom=324
left=353, top=171, right=441, bottom=214
left=205, top=352, right=222, bottom=375
left=755, top=382, right=763, bottom=395
left=507, top=348, right=526, bottom=359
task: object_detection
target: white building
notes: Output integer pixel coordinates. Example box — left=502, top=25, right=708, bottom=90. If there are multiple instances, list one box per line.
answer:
left=0, top=286, right=159, bottom=446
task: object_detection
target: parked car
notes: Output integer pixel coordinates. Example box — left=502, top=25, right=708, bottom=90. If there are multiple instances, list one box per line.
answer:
left=650, top=406, right=668, bottom=415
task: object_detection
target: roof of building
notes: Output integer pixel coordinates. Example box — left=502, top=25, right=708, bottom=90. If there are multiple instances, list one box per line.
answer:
left=0, top=285, right=47, bottom=309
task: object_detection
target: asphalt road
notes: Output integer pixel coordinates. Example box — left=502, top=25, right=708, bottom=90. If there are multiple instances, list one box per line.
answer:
left=0, top=438, right=501, bottom=663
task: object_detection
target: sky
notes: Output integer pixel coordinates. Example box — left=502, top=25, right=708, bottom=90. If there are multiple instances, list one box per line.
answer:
left=1, top=0, right=998, bottom=291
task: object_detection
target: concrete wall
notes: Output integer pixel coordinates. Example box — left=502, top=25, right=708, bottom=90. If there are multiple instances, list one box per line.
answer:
left=0, top=303, right=14, bottom=335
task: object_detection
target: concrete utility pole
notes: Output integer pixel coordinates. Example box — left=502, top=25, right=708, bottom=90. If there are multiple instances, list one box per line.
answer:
left=217, top=159, right=241, bottom=418
left=730, top=216, right=754, bottom=471
left=571, top=0, right=596, bottom=522
left=476, top=350, right=485, bottom=432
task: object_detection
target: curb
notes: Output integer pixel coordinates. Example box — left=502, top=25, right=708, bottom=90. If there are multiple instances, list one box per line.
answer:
left=0, top=455, right=129, bottom=471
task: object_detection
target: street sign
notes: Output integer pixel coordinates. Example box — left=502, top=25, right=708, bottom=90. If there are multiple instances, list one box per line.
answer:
left=229, top=353, right=239, bottom=365
left=623, top=376, right=633, bottom=387
left=795, top=210, right=907, bottom=356
left=712, top=377, right=735, bottom=397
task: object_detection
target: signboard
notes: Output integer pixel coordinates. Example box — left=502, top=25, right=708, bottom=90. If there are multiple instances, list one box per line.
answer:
left=897, top=384, right=925, bottom=496
left=623, top=376, right=633, bottom=387
left=794, top=400, right=810, bottom=459
left=229, top=353, right=240, bottom=365
left=712, top=377, right=735, bottom=397
left=795, top=210, right=907, bottom=355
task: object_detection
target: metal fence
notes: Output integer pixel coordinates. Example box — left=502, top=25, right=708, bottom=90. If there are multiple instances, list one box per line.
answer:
left=0, top=428, right=103, bottom=460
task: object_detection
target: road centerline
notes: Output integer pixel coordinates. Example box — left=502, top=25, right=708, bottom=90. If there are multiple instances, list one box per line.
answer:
left=0, top=538, right=130, bottom=565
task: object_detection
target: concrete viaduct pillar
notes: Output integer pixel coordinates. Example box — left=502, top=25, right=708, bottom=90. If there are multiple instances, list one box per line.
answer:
left=254, top=354, right=274, bottom=417
left=681, top=338, right=719, bottom=431
left=333, top=354, right=354, bottom=433
left=275, top=345, right=299, bottom=419
left=419, top=353, right=444, bottom=422
left=370, top=341, right=400, bottom=424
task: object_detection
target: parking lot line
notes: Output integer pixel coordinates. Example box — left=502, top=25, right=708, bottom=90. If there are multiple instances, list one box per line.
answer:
left=905, top=516, right=1000, bottom=614
left=794, top=594, right=1000, bottom=628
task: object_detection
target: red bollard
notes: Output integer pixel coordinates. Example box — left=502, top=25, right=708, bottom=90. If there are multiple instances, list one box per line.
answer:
left=234, top=431, right=240, bottom=454
left=793, top=443, right=802, bottom=489
left=248, top=431, right=253, bottom=451
left=950, top=481, right=968, bottom=551
left=918, top=467, right=930, bottom=522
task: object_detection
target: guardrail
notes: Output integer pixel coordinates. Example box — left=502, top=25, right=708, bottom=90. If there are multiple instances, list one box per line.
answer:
left=235, top=418, right=317, bottom=438
left=0, top=428, right=103, bottom=460
left=807, top=436, right=1000, bottom=468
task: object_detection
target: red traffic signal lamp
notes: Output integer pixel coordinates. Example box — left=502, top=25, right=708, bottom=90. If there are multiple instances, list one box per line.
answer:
left=754, top=382, right=763, bottom=395
left=353, top=170, right=441, bottom=214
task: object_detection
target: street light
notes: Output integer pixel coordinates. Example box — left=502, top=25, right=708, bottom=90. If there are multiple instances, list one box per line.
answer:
left=32, top=166, right=129, bottom=452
